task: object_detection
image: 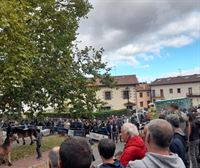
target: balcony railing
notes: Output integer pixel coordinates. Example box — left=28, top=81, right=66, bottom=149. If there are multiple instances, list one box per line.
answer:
left=151, top=94, right=164, bottom=99
left=187, top=93, right=200, bottom=97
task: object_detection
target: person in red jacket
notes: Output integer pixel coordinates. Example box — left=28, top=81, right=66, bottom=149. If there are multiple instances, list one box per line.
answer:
left=120, top=123, right=146, bottom=167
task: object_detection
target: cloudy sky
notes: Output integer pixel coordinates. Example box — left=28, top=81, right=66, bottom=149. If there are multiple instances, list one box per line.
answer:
left=78, top=0, right=200, bottom=82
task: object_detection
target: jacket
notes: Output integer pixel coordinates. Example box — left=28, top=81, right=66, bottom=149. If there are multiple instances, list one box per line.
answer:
left=170, top=130, right=189, bottom=168
left=36, top=132, right=42, bottom=147
left=189, top=118, right=200, bottom=141
left=100, top=160, right=124, bottom=168
left=120, top=135, right=146, bottom=167
left=127, top=152, right=186, bottom=168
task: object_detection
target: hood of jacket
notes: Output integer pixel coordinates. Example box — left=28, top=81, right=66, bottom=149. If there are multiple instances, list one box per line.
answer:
left=127, top=152, right=185, bottom=168
left=125, top=135, right=145, bottom=149
left=194, top=117, right=200, bottom=125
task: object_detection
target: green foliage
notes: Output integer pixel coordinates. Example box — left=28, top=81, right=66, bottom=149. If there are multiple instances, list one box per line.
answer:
left=23, top=109, right=131, bottom=119
left=0, top=0, right=112, bottom=116
left=93, top=109, right=132, bottom=119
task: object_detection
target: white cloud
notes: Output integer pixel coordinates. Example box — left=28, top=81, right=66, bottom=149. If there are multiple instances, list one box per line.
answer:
left=104, top=12, right=200, bottom=65
left=78, top=0, right=200, bottom=67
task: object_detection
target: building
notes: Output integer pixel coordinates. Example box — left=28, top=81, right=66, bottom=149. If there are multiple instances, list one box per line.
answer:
left=136, top=83, right=151, bottom=109
left=151, top=74, right=200, bottom=106
left=96, top=75, right=138, bottom=110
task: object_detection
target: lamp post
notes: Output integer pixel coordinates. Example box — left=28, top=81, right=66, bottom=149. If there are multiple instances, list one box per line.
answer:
left=125, top=86, right=130, bottom=108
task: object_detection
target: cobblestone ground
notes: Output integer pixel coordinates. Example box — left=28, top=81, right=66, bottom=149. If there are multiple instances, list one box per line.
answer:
left=1, top=141, right=124, bottom=168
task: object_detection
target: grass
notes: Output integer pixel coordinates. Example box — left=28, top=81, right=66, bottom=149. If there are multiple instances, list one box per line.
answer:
left=11, top=135, right=65, bottom=161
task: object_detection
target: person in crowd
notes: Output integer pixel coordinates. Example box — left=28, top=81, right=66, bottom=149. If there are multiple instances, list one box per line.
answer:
left=35, top=129, right=42, bottom=159
left=112, top=121, right=118, bottom=143
left=49, top=146, right=60, bottom=168
left=127, top=119, right=185, bottom=168
left=168, top=103, right=188, bottom=132
left=106, top=121, right=112, bottom=139
left=59, top=137, right=93, bottom=168
left=116, top=117, right=124, bottom=142
left=98, top=139, right=124, bottom=168
left=6, top=121, right=12, bottom=136
left=158, top=113, right=166, bottom=119
left=0, top=127, right=3, bottom=144
left=120, top=123, right=146, bottom=167
left=166, top=114, right=190, bottom=168
left=189, top=112, right=200, bottom=168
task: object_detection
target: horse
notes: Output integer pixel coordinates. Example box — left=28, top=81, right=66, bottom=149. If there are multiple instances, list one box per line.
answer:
left=12, top=127, right=37, bottom=145
left=0, top=135, right=17, bottom=166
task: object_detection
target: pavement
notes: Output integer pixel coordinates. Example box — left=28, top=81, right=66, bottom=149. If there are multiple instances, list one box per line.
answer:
left=1, top=151, right=49, bottom=168
left=0, top=140, right=124, bottom=168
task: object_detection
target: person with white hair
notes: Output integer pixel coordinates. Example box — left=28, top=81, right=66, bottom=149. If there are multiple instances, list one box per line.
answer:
left=120, top=123, right=146, bottom=167
left=127, top=119, right=185, bottom=168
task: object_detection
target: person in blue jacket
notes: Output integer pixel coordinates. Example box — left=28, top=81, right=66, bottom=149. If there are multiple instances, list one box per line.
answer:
left=167, top=114, right=190, bottom=168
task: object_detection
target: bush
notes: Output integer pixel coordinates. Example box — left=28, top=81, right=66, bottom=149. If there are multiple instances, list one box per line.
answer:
left=93, top=109, right=133, bottom=119
left=22, top=109, right=133, bottom=120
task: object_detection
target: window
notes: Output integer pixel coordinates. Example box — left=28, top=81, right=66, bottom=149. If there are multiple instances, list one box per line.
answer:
left=101, top=106, right=111, bottom=110
left=139, top=92, right=143, bottom=98
left=123, top=90, right=129, bottom=99
left=152, top=90, right=155, bottom=97
left=160, top=89, right=164, bottom=97
left=140, top=101, right=143, bottom=107
left=127, top=106, right=133, bottom=110
left=147, top=92, right=150, bottom=97
left=147, top=101, right=151, bottom=105
left=105, top=91, right=111, bottom=100
left=177, top=88, right=181, bottom=93
left=169, top=89, right=173, bottom=94
left=188, top=87, right=192, bottom=95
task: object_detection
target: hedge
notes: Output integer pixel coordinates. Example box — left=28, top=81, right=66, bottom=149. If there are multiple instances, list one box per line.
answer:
left=93, top=109, right=133, bottom=119
left=0, top=109, right=133, bottom=120
left=36, top=109, right=133, bottom=119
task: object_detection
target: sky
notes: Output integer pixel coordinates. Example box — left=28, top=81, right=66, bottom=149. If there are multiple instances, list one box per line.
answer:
left=77, top=0, right=200, bottom=82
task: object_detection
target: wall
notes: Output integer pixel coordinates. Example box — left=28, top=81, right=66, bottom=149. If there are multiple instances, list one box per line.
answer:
left=151, top=82, right=200, bottom=106
left=96, top=85, right=136, bottom=110
left=136, top=91, right=151, bottom=109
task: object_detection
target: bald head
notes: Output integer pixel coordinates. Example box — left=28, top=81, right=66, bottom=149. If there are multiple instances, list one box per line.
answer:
left=49, top=147, right=60, bottom=168
left=147, top=119, right=173, bottom=148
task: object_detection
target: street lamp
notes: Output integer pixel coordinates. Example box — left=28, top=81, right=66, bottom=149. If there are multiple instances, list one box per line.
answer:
left=125, top=86, right=130, bottom=107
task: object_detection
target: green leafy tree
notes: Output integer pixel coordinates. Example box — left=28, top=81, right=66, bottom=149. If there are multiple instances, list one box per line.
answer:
left=0, top=0, right=113, bottom=117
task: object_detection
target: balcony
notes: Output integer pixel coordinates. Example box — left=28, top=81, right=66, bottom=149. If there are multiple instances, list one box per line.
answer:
left=187, top=93, right=200, bottom=98
left=151, top=94, right=164, bottom=99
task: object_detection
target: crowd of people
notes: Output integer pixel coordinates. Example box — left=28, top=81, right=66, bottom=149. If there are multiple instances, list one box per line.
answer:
left=46, top=104, right=200, bottom=168
left=1, top=104, right=200, bottom=168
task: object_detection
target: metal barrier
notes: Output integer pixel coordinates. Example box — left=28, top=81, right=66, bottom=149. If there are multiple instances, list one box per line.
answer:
left=68, top=129, right=85, bottom=137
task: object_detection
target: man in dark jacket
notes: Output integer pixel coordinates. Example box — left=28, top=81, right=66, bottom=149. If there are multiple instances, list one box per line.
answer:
left=167, top=114, right=190, bottom=168
left=189, top=112, right=200, bottom=168
left=98, top=139, right=124, bottom=168
left=112, top=121, right=118, bottom=143
left=106, top=121, right=112, bottom=139
left=35, top=129, right=42, bottom=159
left=6, top=122, right=12, bottom=136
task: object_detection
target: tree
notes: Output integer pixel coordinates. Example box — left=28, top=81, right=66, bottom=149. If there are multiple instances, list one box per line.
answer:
left=0, top=0, right=113, bottom=117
